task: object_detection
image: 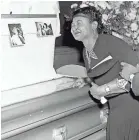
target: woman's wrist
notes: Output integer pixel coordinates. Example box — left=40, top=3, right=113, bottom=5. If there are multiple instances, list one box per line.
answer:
left=116, top=78, right=131, bottom=92
left=99, top=85, right=109, bottom=96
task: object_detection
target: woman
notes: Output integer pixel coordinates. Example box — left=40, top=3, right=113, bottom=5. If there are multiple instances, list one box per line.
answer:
left=70, top=4, right=139, bottom=140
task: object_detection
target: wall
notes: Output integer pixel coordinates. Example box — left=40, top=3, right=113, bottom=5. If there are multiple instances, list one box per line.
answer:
left=1, top=1, right=60, bottom=90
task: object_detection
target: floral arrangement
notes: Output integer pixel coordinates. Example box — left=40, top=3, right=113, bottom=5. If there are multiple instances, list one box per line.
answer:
left=71, top=1, right=139, bottom=50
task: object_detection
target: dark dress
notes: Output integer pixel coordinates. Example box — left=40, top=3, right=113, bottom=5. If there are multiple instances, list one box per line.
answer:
left=132, top=73, right=139, bottom=96
left=83, top=34, right=139, bottom=140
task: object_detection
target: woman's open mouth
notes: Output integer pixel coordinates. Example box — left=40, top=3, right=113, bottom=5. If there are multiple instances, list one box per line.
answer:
left=74, top=31, right=81, bottom=36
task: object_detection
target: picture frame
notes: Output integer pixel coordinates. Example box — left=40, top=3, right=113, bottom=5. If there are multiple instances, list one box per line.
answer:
left=8, top=23, right=25, bottom=47
left=35, top=22, right=53, bottom=37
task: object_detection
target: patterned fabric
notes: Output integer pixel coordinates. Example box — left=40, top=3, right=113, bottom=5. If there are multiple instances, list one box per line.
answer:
left=85, top=48, right=98, bottom=68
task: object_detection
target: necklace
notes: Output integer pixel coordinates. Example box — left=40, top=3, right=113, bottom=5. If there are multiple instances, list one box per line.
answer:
left=85, top=48, right=98, bottom=68
left=84, top=34, right=98, bottom=68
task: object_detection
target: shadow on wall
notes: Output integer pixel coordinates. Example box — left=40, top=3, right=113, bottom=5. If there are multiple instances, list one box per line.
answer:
left=62, top=19, right=84, bottom=64
left=55, top=1, right=84, bottom=63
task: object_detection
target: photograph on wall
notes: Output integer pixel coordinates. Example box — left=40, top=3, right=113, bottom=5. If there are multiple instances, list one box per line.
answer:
left=35, top=22, right=53, bottom=37
left=8, top=24, right=25, bottom=47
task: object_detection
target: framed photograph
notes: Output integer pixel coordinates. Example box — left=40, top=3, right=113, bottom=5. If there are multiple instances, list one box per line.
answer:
left=8, top=23, right=25, bottom=47
left=35, top=22, right=53, bottom=37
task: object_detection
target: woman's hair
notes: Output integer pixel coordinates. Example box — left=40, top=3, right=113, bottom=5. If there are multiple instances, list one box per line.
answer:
left=72, top=6, right=104, bottom=34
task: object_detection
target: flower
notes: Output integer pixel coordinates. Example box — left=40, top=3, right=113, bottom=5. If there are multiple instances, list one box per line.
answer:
left=131, top=23, right=138, bottom=31
left=130, top=8, right=137, bottom=14
left=126, top=12, right=136, bottom=20
left=132, top=31, right=138, bottom=39
left=96, top=1, right=108, bottom=9
left=71, top=3, right=78, bottom=9
left=106, top=3, right=112, bottom=10
left=108, top=1, right=123, bottom=9
left=132, top=1, right=138, bottom=5
left=136, top=15, right=139, bottom=21
left=81, top=1, right=139, bottom=49
left=79, top=3, right=88, bottom=8
left=102, top=14, right=108, bottom=24
left=134, top=39, right=138, bottom=45
left=88, top=2, right=95, bottom=7
left=125, top=33, right=131, bottom=37
left=112, top=32, right=123, bottom=39
left=71, top=1, right=139, bottom=49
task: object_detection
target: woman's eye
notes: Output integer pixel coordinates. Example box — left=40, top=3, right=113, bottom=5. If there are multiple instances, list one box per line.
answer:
left=77, top=22, right=82, bottom=26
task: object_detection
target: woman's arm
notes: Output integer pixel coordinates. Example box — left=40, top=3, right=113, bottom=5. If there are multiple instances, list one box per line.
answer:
left=100, top=77, right=130, bottom=96
left=90, top=77, right=130, bottom=97
left=100, top=35, right=139, bottom=96
left=120, top=62, right=139, bottom=81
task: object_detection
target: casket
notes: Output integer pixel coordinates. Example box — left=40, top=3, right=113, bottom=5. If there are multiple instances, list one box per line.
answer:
left=2, top=83, right=106, bottom=140
left=1, top=46, right=107, bottom=140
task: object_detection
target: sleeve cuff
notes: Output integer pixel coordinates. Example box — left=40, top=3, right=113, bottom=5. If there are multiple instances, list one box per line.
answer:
left=129, top=74, right=135, bottom=88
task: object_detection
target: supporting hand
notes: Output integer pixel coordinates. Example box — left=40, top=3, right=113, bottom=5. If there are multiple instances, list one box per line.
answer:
left=72, top=78, right=86, bottom=88
left=120, top=62, right=139, bottom=81
left=89, top=82, right=106, bottom=100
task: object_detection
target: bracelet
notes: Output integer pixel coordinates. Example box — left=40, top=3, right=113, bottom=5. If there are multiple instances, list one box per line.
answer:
left=116, top=78, right=129, bottom=91
left=105, top=84, right=111, bottom=95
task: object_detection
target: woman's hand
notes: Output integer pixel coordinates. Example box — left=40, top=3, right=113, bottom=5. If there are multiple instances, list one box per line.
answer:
left=89, top=82, right=106, bottom=100
left=120, top=62, right=139, bottom=81
left=72, top=78, right=86, bottom=88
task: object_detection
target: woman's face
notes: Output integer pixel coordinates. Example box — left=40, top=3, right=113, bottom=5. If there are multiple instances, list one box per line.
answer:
left=71, top=16, right=93, bottom=41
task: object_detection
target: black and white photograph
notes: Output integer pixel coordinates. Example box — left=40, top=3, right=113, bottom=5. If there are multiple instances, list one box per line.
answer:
left=35, top=22, right=53, bottom=37
left=8, top=23, right=25, bottom=47
left=1, top=1, right=139, bottom=140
